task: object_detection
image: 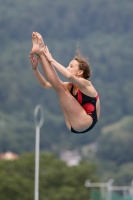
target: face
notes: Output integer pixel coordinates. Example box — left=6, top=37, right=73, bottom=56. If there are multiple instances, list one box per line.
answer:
left=67, top=60, right=83, bottom=77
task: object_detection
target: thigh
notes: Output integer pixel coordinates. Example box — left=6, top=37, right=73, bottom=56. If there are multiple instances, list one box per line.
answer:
left=59, top=100, right=71, bottom=130
left=57, top=87, right=93, bottom=132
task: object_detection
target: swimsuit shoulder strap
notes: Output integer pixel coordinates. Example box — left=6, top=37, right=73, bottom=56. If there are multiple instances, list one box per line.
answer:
left=78, top=89, right=82, bottom=104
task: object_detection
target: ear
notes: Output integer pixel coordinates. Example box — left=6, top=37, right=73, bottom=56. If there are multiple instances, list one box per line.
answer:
left=77, top=70, right=83, bottom=77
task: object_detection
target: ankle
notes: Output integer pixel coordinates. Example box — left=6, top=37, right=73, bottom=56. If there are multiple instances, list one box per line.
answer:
left=37, top=49, right=44, bottom=56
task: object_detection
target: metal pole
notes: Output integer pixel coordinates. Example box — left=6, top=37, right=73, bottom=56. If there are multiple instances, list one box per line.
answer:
left=84, top=179, right=114, bottom=200
left=34, top=105, right=44, bottom=200
left=107, top=179, right=114, bottom=200
left=130, top=180, right=133, bottom=200
left=85, top=179, right=133, bottom=200
left=84, top=179, right=114, bottom=188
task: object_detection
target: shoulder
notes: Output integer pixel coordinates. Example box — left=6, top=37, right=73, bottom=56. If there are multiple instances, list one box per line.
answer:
left=78, top=78, right=92, bottom=88
left=79, top=79, right=97, bottom=96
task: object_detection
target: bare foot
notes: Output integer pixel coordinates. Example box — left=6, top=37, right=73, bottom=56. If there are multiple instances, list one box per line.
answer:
left=31, top=32, right=45, bottom=54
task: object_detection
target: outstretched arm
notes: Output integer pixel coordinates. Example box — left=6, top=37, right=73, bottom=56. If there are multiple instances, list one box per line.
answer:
left=29, top=52, right=53, bottom=89
left=43, top=47, right=90, bottom=89
left=43, top=46, right=72, bottom=79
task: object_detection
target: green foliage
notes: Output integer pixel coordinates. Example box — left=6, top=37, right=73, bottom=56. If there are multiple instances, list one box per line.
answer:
left=114, top=163, right=133, bottom=185
left=0, top=0, right=133, bottom=172
left=97, top=116, right=133, bottom=165
left=93, top=159, right=133, bottom=186
left=0, top=152, right=98, bottom=200
left=82, top=115, right=133, bottom=185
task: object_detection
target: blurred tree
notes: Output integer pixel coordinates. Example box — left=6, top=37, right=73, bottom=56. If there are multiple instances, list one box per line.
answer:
left=97, top=116, right=133, bottom=164
left=0, top=0, right=133, bottom=162
left=0, top=153, right=99, bottom=200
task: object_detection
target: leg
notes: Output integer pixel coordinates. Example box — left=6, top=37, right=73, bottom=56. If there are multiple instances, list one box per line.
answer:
left=57, top=88, right=93, bottom=132
left=31, top=32, right=93, bottom=132
left=32, top=32, right=62, bottom=90
left=59, top=99, right=71, bottom=130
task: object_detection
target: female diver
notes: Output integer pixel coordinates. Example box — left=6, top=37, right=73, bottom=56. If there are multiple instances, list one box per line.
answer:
left=29, top=32, right=100, bottom=133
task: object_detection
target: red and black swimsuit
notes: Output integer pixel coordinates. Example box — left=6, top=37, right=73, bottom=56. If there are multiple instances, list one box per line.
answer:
left=70, top=85, right=99, bottom=133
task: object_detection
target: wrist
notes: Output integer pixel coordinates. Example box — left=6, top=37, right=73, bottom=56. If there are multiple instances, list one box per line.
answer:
left=50, top=59, right=54, bottom=64
left=32, top=66, right=37, bottom=70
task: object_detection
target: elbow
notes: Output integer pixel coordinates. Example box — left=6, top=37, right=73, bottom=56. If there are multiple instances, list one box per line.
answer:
left=39, top=81, right=47, bottom=88
left=42, top=81, right=51, bottom=89
left=67, top=73, right=74, bottom=80
left=66, top=72, right=73, bottom=80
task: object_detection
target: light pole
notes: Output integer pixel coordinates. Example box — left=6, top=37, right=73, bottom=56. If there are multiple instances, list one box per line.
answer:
left=34, top=105, right=44, bottom=200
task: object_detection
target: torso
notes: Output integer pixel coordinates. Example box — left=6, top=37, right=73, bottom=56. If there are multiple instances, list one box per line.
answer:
left=64, top=82, right=100, bottom=120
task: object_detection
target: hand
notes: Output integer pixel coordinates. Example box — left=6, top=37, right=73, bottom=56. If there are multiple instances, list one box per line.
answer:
left=43, top=46, right=54, bottom=62
left=29, top=52, right=39, bottom=69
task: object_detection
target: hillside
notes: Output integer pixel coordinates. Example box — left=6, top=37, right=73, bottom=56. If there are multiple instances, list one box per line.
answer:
left=0, top=0, right=133, bottom=158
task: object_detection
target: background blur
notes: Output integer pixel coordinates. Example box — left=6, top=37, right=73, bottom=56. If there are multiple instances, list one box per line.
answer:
left=0, top=0, right=133, bottom=199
